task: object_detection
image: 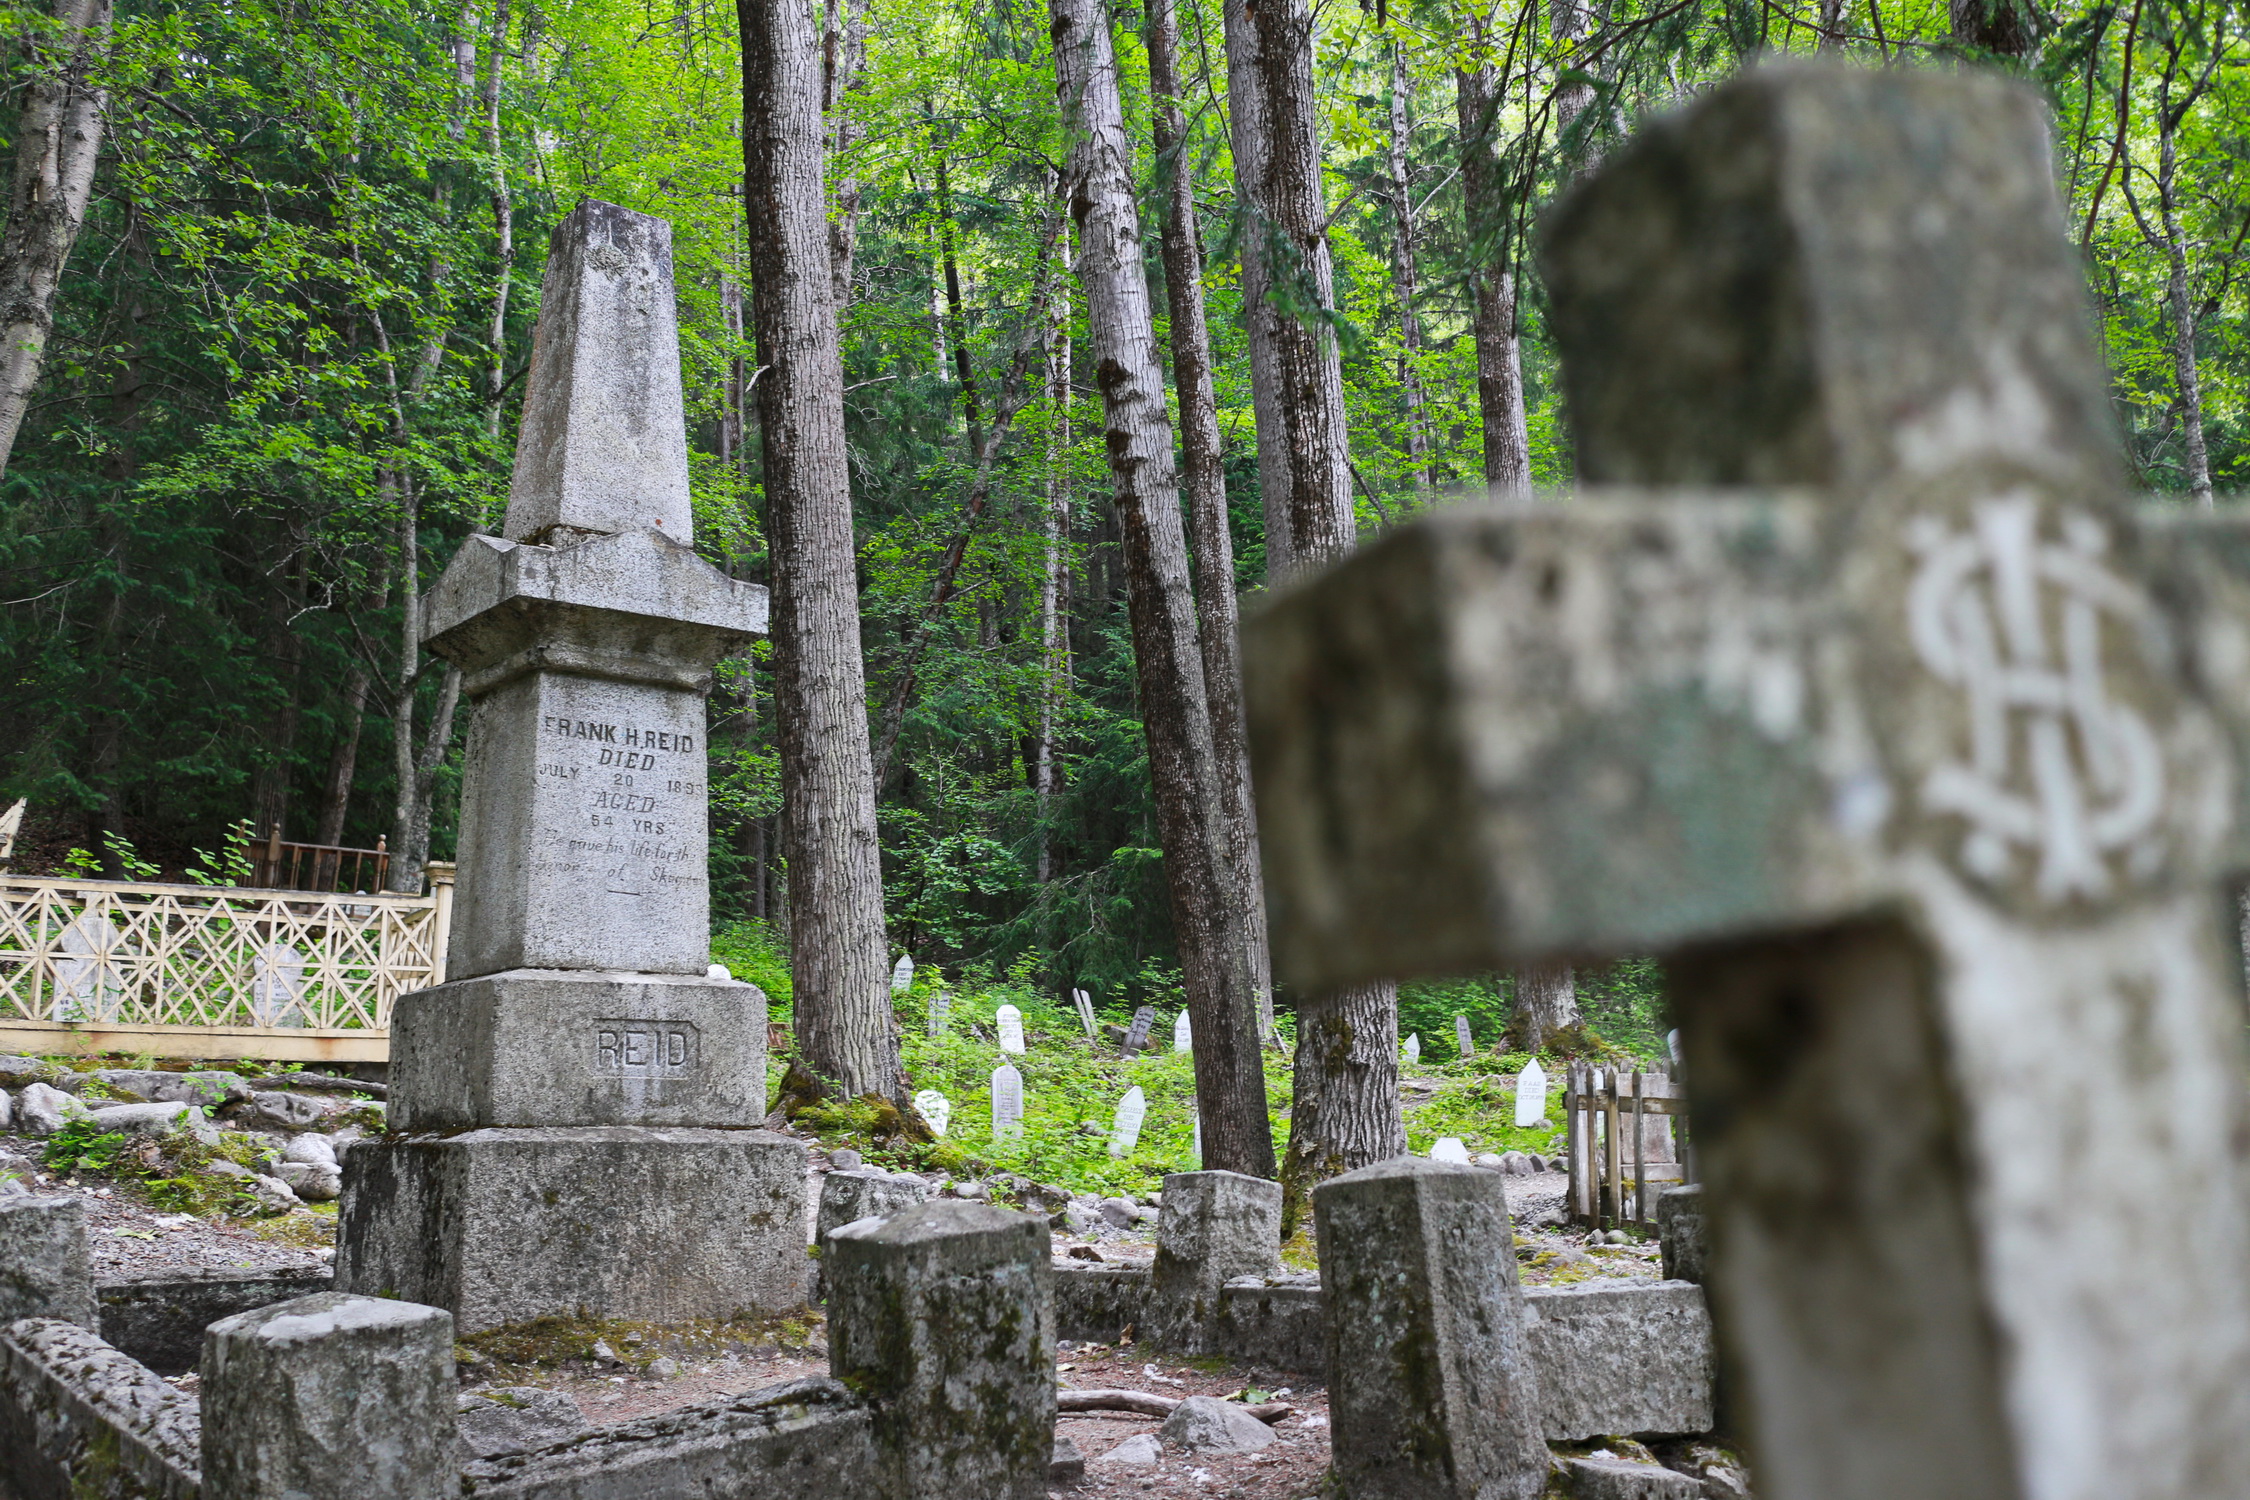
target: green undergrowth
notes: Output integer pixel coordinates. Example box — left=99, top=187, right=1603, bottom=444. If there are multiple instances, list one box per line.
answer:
left=1401, top=1073, right=1568, bottom=1159
left=460, top=1309, right=826, bottom=1376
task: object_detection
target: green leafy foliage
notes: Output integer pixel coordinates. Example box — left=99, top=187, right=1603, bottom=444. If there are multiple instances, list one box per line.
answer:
left=41, top=1119, right=128, bottom=1175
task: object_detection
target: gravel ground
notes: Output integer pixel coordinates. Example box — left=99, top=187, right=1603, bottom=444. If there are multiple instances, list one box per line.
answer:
left=0, top=1138, right=330, bottom=1278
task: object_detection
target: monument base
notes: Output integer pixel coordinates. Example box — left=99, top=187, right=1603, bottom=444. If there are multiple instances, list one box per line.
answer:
left=388, top=968, right=767, bottom=1132
left=336, top=1127, right=808, bottom=1333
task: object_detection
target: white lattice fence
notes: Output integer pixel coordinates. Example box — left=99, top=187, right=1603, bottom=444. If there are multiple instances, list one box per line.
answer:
left=0, top=876, right=443, bottom=1040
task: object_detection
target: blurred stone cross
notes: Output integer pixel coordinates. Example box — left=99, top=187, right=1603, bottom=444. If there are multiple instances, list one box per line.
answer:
left=1246, top=65, right=2250, bottom=1500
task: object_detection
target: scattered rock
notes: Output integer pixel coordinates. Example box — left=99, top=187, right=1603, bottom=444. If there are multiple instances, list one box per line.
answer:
left=952, top=1180, right=989, bottom=1202
left=1097, top=1197, right=1139, bottom=1230
left=590, top=1340, right=622, bottom=1366
left=1049, top=1435, right=1086, bottom=1482
left=0, top=1087, right=12, bottom=1131
left=281, top=1134, right=338, bottom=1168
left=203, top=1159, right=256, bottom=1180
left=16, top=1082, right=87, bottom=1136
left=0, top=1055, right=55, bottom=1086
left=1562, top=1454, right=1704, bottom=1499
left=1648, top=1440, right=1751, bottom=1499
left=1605, top=1230, right=1629, bottom=1245
left=1067, top=1244, right=1104, bottom=1262
left=87, top=1102, right=204, bottom=1138
left=828, top=1147, right=863, bottom=1171
left=1156, top=1395, right=1277, bottom=1456
left=246, top=1174, right=301, bottom=1213
left=1474, top=1152, right=1505, bottom=1169
left=239, top=1091, right=332, bottom=1131
left=648, top=1356, right=680, bottom=1378
left=456, top=1387, right=591, bottom=1459
left=91, top=1069, right=246, bottom=1108
left=1091, top=1434, right=1161, bottom=1468
left=275, top=1161, right=343, bottom=1202
left=1053, top=1204, right=1094, bottom=1234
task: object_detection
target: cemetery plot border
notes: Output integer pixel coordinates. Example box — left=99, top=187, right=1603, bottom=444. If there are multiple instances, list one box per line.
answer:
left=1565, top=1068, right=1689, bottom=1232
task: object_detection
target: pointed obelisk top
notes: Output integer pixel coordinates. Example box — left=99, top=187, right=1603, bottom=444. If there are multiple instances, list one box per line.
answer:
left=503, top=200, right=694, bottom=545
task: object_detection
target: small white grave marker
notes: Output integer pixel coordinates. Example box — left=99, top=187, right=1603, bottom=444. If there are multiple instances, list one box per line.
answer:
left=891, top=954, right=915, bottom=994
left=913, top=1089, right=952, bottom=1137
left=1173, top=1010, right=1192, bottom=1053
left=1403, top=1033, right=1420, bottom=1064
left=1454, top=1014, right=1474, bottom=1058
left=996, top=1003, right=1026, bottom=1055
left=1430, top=1137, right=1471, bottom=1164
left=53, top=916, right=129, bottom=1023
left=1192, top=1117, right=1202, bottom=1166
left=991, top=1064, right=1025, bottom=1143
left=251, top=942, right=308, bottom=1028
left=1108, top=1086, right=1147, bottom=1158
left=1073, top=988, right=1097, bottom=1037
left=1514, top=1058, right=1549, bottom=1128
left=928, top=990, right=951, bottom=1037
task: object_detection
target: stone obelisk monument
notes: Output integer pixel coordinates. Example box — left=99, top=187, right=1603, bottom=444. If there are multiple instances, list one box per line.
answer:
left=337, top=201, right=807, bottom=1333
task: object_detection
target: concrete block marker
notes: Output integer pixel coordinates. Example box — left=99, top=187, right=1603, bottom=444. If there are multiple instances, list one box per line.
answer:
left=1247, top=61, right=2250, bottom=1500
left=0, top=1194, right=96, bottom=1329
left=827, top=1201, right=1056, bottom=1500
left=200, top=1292, right=454, bottom=1500
left=1314, top=1157, right=1547, bottom=1500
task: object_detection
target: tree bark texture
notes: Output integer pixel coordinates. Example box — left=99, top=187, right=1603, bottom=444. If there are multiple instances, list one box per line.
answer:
left=1242, top=0, right=1407, bottom=1219
left=479, top=0, right=515, bottom=438
left=1456, top=58, right=1531, bottom=490
left=1219, top=0, right=1293, bottom=578
left=316, top=662, right=373, bottom=848
left=2155, top=80, right=2212, bottom=505
left=1385, top=40, right=1433, bottom=488
left=0, top=0, right=111, bottom=479
left=1148, top=0, right=1273, bottom=1037
left=821, top=0, right=875, bottom=305
left=1513, top=962, right=1578, bottom=1053
left=1051, top=0, right=1274, bottom=1176
left=742, top=0, right=903, bottom=1103
left=1035, top=192, right=1073, bottom=884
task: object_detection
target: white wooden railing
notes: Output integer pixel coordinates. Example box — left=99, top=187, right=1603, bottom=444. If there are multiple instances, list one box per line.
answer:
left=0, top=864, right=455, bottom=1063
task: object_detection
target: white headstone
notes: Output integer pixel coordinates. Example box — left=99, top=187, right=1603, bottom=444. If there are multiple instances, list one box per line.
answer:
left=52, top=915, right=129, bottom=1023
left=1667, top=1029, right=1684, bottom=1069
left=996, top=1003, right=1026, bottom=1055
left=928, top=990, right=952, bottom=1037
left=1173, top=1010, right=1192, bottom=1053
left=1514, top=1058, right=1549, bottom=1128
left=0, top=797, right=23, bottom=861
left=1192, top=1117, right=1202, bottom=1166
left=1073, top=988, right=1097, bottom=1037
left=913, top=1089, right=952, bottom=1137
left=1108, top=1086, right=1147, bottom=1158
left=891, top=954, right=915, bottom=994
left=1430, top=1136, right=1471, bottom=1164
left=1404, top=1032, right=1420, bottom=1064
left=251, top=942, right=308, bottom=1028
left=1454, top=1014, right=1474, bottom=1057
left=991, top=1064, right=1025, bottom=1143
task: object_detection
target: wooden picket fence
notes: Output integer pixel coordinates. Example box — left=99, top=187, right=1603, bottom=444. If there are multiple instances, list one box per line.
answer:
left=0, top=865, right=455, bottom=1063
left=1564, top=1063, right=1692, bottom=1231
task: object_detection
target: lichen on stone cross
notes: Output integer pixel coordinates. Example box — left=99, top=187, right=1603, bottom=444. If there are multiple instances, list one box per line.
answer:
left=1245, top=62, right=2250, bottom=1500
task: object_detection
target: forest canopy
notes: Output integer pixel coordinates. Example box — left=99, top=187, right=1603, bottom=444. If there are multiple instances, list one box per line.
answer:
left=1, top=0, right=2241, bottom=1008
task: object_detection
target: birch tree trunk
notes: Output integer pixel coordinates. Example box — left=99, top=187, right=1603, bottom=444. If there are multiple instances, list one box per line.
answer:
left=1385, top=40, right=1433, bottom=489
left=740, top=0, right=903, bottom=1104
left=316, top=662, right=374, bottom=847
left=1456, top=53, right=1531, bottom=489
left=1051, top=0, right=1274, bottom=1175
left=2157, top=92, right=2212, bottom=505
left=1147, top=0, right=1272, bottom=1037
left=0, top=0, right=111, bottom=479
left=478, top=0, right=514, bottom=439
left=1243, top=0, right=1407, bottom=1221
left=1219, top=0, right=1293, bottom=577
left=1035, top=192, right=1073, bottom=885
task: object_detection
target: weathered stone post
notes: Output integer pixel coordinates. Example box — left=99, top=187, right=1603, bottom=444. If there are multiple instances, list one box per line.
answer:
left=1148, top=1169, right=1282, bottom=1347
left=337, top=201, right=804, bottom=1333
left=1246, top=62, right=2250, bottom=1500
left=0, top=1195, right=93, bottom=1328
left=826, top=1201, right=1055, bottom=1500
left=201, top=1292, right=455, bottom=1500
left=1313, top=1157, right=1547, bottom=1500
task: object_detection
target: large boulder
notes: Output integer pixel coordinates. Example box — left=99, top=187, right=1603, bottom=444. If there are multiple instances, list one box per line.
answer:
left=15, top=1082, right=87, bottom=1136
left=1156, top=1395, right=1275, bottom=1456
left=92, top=1069, right=247, bottom=1109
left=456, top=1386, right=591, bottom=1459
left=275, top=1160, right=342, bottom=1202
left=238, top=1091, right=333, bottom=1131
left=87, top=1102, right=211, bottom=1140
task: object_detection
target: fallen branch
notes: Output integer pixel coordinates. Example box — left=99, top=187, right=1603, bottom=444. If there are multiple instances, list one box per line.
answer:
left=1055, top=1389, right=1295, bottom=1424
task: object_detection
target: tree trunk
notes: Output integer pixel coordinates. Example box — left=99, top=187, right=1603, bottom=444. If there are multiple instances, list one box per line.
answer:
left=2157, top=102, right=2211, bottom=505
left=821, top=0, right=875, bottom=305
left=0, top=0, right=111, bottom=479
left=1513, top=962, right=1577, bottom=1053
left=479, top=0, right=514, bottom=438
left=1148, top=0, right=1272, bottom=1037
left=1242, top=0, right=1406, bottom=1219
left=1051, top=0, right=1274, bottom=1176
left=385, top=476, right=463, bottom=895
left=1456, top=56, right=1531, bottom=489
left=1385, top=40, right=1433, bottom=489
left=316, top=662, right=373, bottom=847
left=1035, top=190, right=1073, bottom=885
left=1550, top=0, right=1597, bottom=164
left=741, top=0, right=902, bottom=1103
left=1219, top=0, right=1293, bottom=577
left=933, top=150, right=983, bottom=452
